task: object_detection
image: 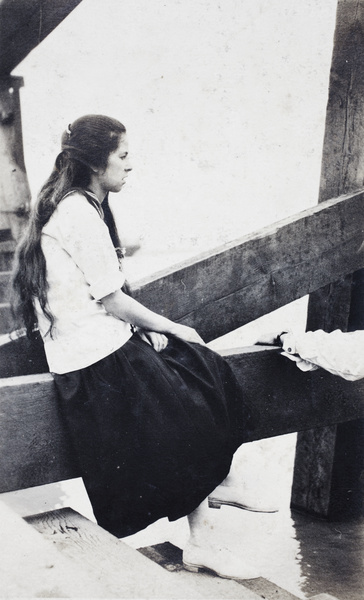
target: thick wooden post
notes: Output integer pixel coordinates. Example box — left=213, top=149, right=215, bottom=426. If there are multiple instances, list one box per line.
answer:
left=291, top=0, right=364, bottom=520
left=0, top=76, right=31, bottom=334
left=0, top=76, right=31, bottom=241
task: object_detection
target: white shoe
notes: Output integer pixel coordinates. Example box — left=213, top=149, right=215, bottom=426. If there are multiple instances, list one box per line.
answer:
left=182, top=541, right=260, bottom=580
left=208, top=484, right=279, bottom=513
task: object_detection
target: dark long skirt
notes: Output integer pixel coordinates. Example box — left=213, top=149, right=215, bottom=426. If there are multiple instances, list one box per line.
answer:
left=53, top=334, right=257, bottom=538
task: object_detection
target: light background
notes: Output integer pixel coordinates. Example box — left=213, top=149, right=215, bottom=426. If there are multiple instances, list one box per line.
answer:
left=14, top=0, right=337, bottom=259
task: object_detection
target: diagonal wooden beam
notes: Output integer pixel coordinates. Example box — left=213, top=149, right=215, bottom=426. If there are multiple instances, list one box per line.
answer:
left=131, top=191, right=364, bottom=342
left=1, top=191, right=363, bottom=338
left=0, top=0, right=83, bottom=75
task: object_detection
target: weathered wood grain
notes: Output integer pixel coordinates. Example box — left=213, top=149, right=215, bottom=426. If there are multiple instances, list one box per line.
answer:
left=1, top=347, right=363, bottom=494
left=0, top=373, right=78, bottom=492
left=319, top=0, right=364, bottom=202
left=26, top=508, right=252, bottom=599
left=222, top=347, right=364, bottom=440
left=131, top=192, right=364, bottom=342
left=1, top=192, right=362, bottom=348
left=0, top=500, right=128, bottom=598
left=0, top=331, right=48, bottom=378
left=0, top=0, right=83, bottom=75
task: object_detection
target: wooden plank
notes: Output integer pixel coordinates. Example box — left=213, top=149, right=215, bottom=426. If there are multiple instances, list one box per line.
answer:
left=0, top=373, right=78, bottom=492
left=139, top=542, right=299, bottom=600
left=0, top=331, right=48, bottom=378
left=0, top=500, right=125, bottom=598
left=223, top=347, right=364, bottom=440
left=0, top=0, right=83, bottom=75
left=1, top=346, right=363, bottom=494
left=25, top=507, right=214, bottom=599
left=131, top=192, right=364, bottom=342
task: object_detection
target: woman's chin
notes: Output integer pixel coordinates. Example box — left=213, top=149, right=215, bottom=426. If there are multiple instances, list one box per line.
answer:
left=110, top=183, right=125, bottom=193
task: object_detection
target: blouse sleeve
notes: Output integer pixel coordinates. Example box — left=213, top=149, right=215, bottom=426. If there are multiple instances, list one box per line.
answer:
left=49, top=193, right=125, bottom=300
left=282, top=329, right=364, bottom=381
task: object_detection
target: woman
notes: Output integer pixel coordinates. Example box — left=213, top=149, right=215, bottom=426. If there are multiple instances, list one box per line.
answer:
left=12, top=115, right=270, bottom=580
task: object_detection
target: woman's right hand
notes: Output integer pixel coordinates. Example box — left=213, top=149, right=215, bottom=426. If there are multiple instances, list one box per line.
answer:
left=169, top=323, right=206, bottom=345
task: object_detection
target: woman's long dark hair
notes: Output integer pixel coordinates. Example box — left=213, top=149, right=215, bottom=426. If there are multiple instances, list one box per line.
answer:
left=11, top=114, right=127, bottom=338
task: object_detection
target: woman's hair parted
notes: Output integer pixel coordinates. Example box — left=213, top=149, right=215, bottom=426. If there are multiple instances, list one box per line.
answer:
left=11, top=114, right=126, bottom=338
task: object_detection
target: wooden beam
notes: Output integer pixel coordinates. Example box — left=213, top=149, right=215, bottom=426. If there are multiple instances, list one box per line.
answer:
left=1, top=191, right=363, bottom=342
left=0, top=190, right=362, bottom=343
left=0, top=0, right=83, bottom=75
left=0, top=332, right=48, bottom=378
left=0, top=373, right=78, bottom=493
left=131, top=192, right=364, bottom=342
left=1, top=347, right=363, bottom=494
left=223, top=347, right=364, bottom=440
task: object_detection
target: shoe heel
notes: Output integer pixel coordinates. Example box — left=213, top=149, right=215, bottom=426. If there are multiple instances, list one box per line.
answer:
left=183, top=562, right=200, bottom=573
left=208, top=497, right=221, bottom=509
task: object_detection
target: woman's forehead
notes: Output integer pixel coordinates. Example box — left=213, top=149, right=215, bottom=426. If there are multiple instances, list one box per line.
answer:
left=115, top=134, right=128, bottom=153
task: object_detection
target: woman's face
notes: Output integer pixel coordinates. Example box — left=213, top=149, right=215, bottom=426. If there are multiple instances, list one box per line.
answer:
left=96, top=134, right=132, bottom=195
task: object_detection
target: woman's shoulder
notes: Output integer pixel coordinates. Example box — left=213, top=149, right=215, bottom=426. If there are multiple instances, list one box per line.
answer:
left=58, top=189, right=102, bottom=218
left=43, top=190, right=102, bottom=236
left=61, top=188, right=92, bottom=207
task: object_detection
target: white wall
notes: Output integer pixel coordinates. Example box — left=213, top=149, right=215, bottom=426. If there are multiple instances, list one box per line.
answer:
left=14, top=0, right=338, bottom=256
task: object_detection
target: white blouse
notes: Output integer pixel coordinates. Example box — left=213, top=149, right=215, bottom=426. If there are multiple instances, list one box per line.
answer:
left=36, top=191, right=132, bottom=374
left=281, top=329, right=364, bottom=381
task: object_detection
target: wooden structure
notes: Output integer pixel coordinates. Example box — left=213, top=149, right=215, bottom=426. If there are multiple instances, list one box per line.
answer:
left=0, top=0, right=82, bottom=242
left=293, top=0, right=364, bottom=520
left=1, top=193, right=359, bottom=599
left=0, top=0, right=363, bottom=598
